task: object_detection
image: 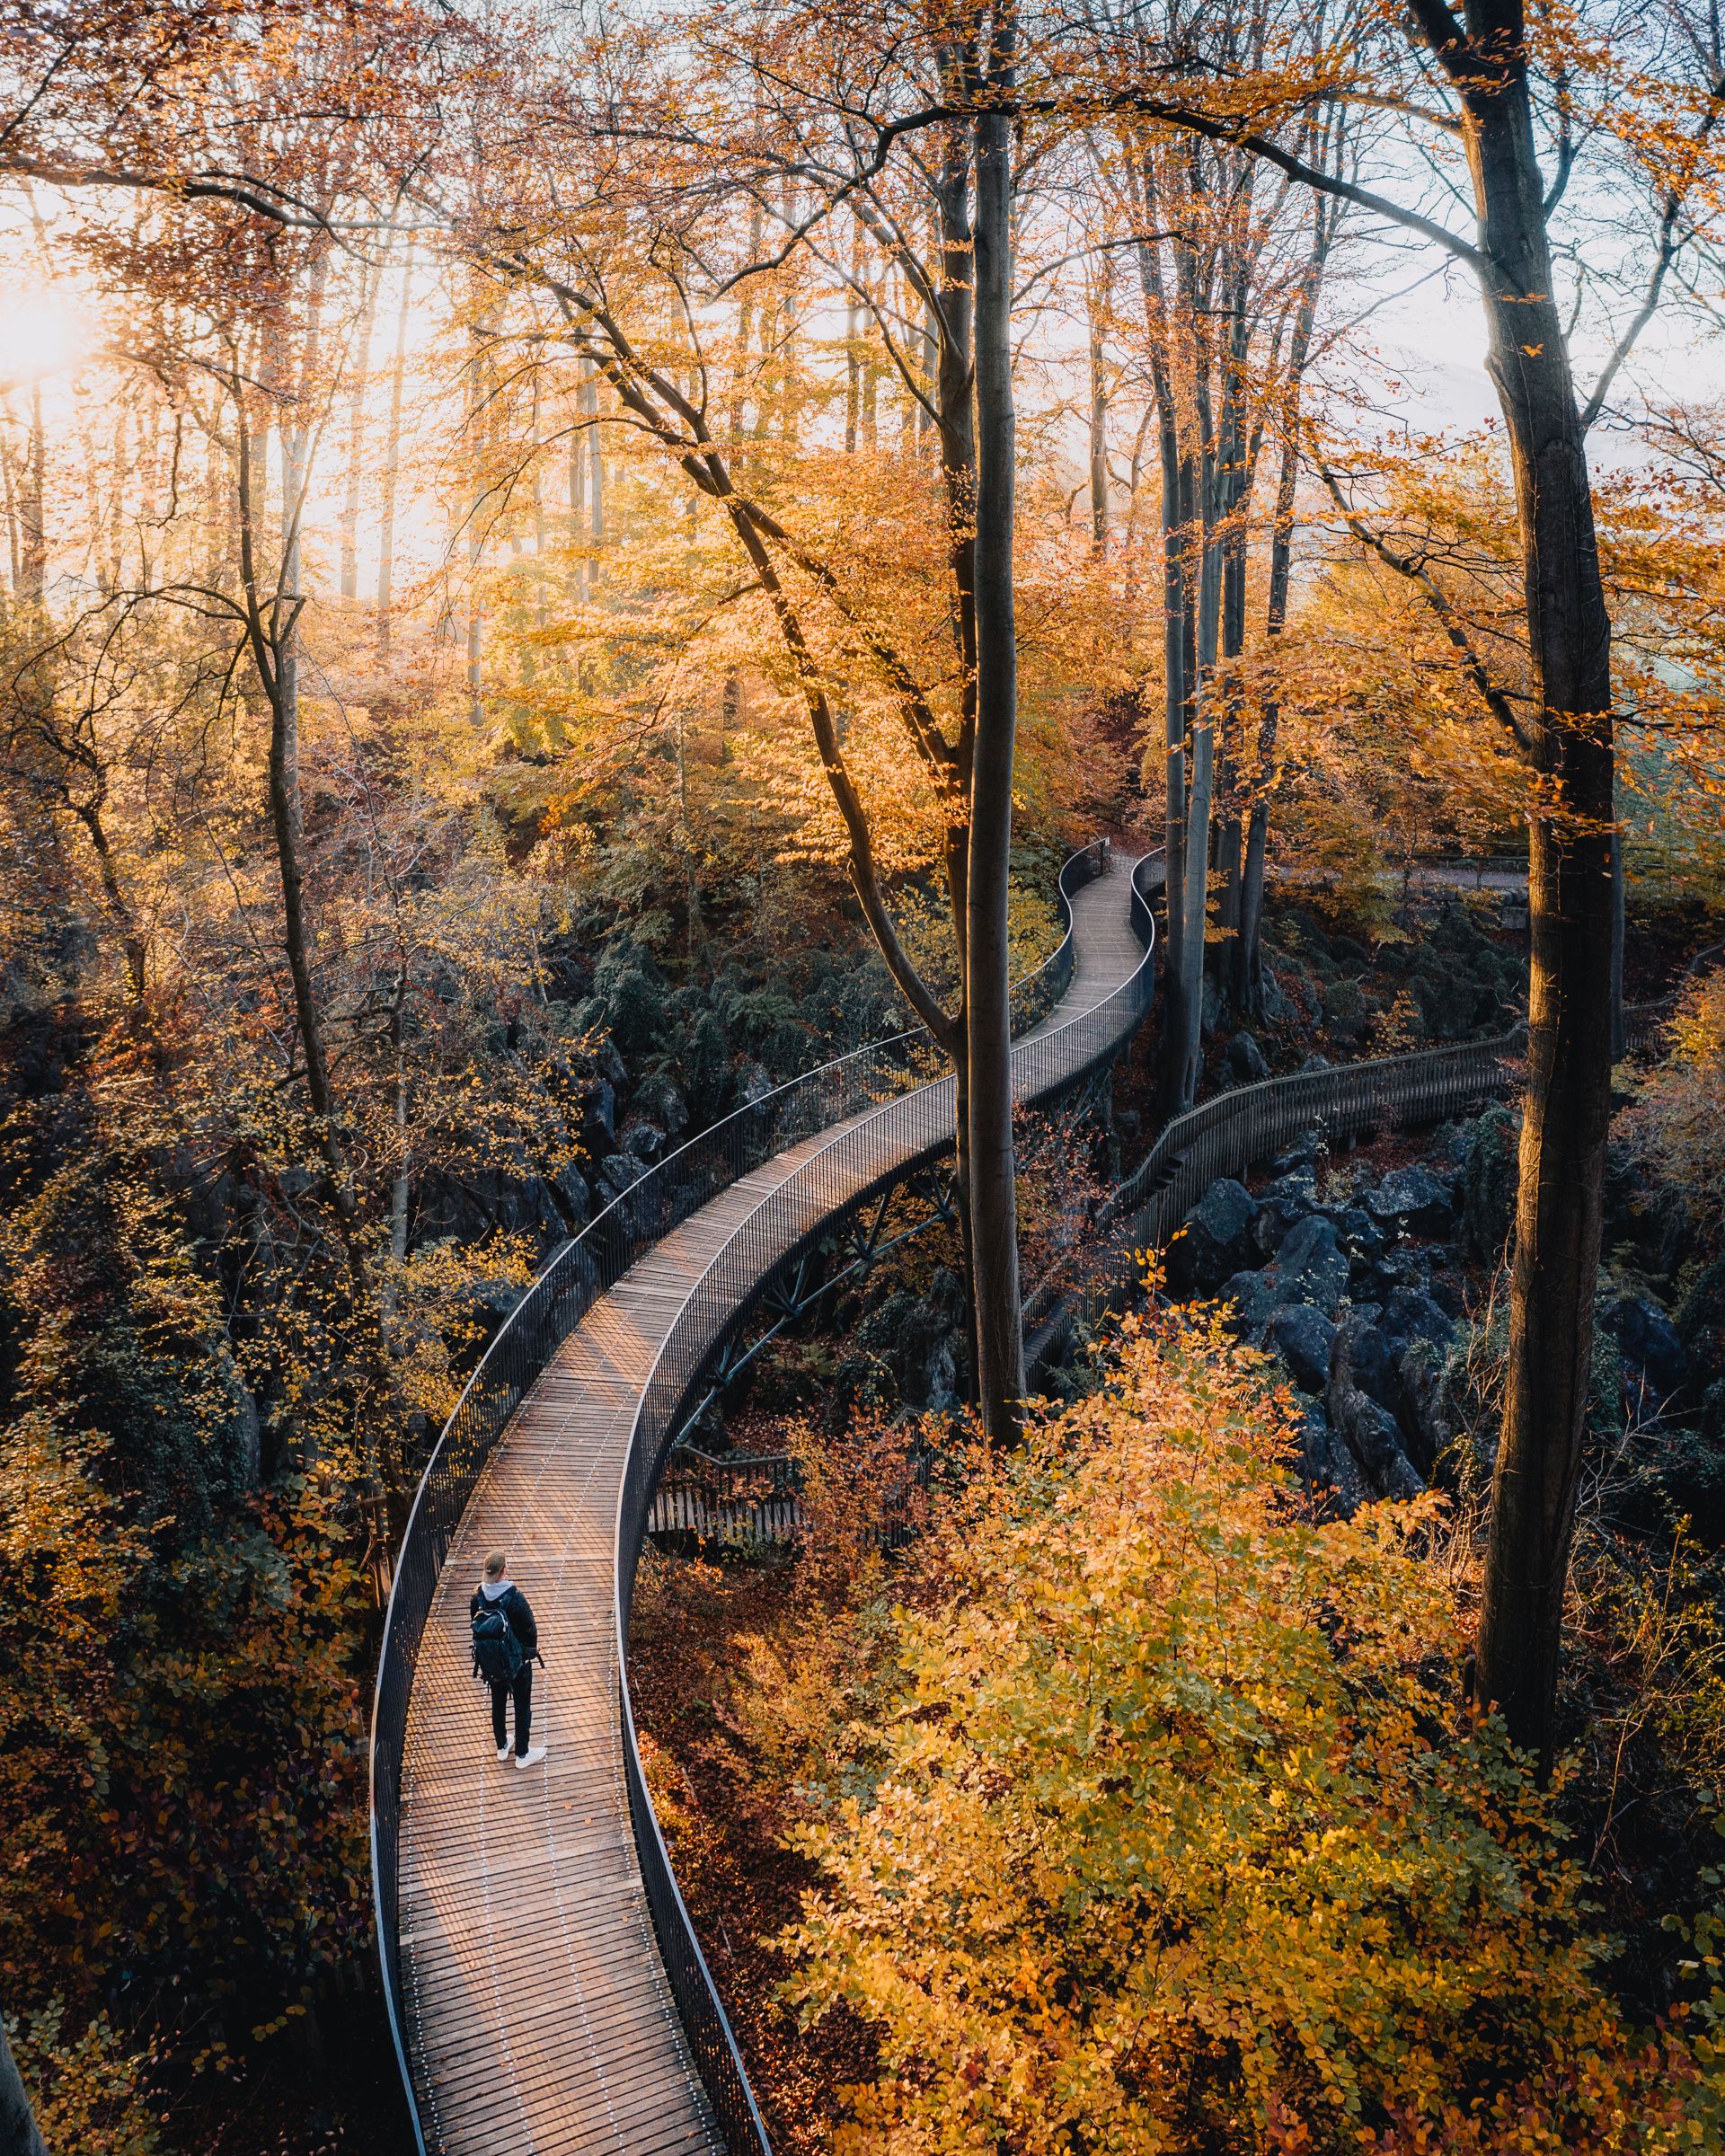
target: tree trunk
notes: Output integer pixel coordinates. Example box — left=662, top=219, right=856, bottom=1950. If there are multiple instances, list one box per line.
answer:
left=1134, top=208, right=1198, bottom=1120
left=1609, top=822, right=1626, bottom=1061
left=376, top=237, right=413, bottom=656
left=1229, top=181, right=1333, bottom=1017
left=585, top=357, right=605, bottom=589
left=340, top=239, right=387, bottom=602
left=0, top=2014, right=47, bottom=2156
left=1455, top=0, right=1617, bottom=1763
left=20, top=381, right=46, bottom=605
left=1087, top=301, right=1108, bottom=554
left=966, top=35, right=1025, bottom=1442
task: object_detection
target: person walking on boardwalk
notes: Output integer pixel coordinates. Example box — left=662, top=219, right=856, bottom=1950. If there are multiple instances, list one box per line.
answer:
left=471, top=1550, right=546, bottom=1768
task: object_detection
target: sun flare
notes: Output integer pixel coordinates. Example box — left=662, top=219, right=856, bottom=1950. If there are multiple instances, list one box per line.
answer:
left=0, top=287, right=93, bottom=389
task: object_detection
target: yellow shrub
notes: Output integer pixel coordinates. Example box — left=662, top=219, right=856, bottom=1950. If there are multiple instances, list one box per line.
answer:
left=776, top=1308, right=1717, bottom=2153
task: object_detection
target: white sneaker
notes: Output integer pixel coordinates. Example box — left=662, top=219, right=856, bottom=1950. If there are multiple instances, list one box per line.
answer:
left=514, top=1745, right=547, bottom=1770
left=495, top=1745, right=511, bottom=1762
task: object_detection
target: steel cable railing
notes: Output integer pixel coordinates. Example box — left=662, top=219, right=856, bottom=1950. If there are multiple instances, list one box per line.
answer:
left=611, top=847, right=1162, bottom=2154
left=369, top=841, right=1160, bottom=2154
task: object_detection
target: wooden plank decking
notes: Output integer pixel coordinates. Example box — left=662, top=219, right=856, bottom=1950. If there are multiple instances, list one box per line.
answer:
left=394, top=858, right=1147, bottom=2156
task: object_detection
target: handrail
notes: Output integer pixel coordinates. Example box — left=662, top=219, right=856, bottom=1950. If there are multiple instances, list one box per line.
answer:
left=368, top=839, right=1160, bottom=2154
left=612, top=842, right=1158, bottom=2154
left=1112, top=941, right=1724, bottom=1250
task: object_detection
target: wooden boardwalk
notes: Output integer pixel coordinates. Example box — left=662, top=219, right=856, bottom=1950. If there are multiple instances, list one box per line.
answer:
left=393, top=859, right=1148, bottom=2156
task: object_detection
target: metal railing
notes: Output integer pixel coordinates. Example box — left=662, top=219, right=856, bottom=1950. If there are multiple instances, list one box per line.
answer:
left=369, top=840, right=1159, bottom=2155
left=1113, top=1028, right=1526, bottom=1248
left=610, top=843, right=1158, bottom=2155
left=1113, top=940, right=1725, bottom=1251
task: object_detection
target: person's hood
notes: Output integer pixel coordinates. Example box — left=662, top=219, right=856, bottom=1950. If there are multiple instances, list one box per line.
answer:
left=481, top=1577, right=513, bottom=1600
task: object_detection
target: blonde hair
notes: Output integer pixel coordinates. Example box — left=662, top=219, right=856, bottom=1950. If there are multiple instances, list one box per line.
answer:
left=483, top=1549, right=509, bottom=1580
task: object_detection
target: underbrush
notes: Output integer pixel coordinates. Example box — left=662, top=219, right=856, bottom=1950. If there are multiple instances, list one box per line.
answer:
left=634, top=1304, right=1725, bottom=2154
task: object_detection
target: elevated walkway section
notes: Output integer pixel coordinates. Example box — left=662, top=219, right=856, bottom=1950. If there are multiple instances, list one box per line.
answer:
left=371, top=847, right=1159, bottom=2156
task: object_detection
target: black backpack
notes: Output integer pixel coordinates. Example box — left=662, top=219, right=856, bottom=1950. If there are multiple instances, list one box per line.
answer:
left=472, top=1595, right=525, bottom=1685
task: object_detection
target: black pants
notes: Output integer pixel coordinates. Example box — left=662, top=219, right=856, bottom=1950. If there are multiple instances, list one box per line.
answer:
left=489, top=1666, right=532, bottom=1755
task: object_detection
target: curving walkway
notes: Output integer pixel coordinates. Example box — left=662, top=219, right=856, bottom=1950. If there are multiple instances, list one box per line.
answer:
left=386, top=854, right=1154, bottom=2156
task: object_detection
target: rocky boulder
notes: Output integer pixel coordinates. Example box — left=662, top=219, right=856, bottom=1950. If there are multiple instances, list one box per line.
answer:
left=1172, top=1179, right=1261, bottom=1296
left=1219, top=1268, right=1277, bottom=1332
left=1329, top=1314, right=1424, bottom=1500
left=598, top=1152, right=646, bottom=1200
left=1677, top=1257, right=1725, bottom=1381
left=1365, top=1165, right=1456, bottom=1237
left=1396, top=1341, right=1452, bottom=1479
left=619, top=1118, right=665, bottom=1163
left=857, top=1266, right=967, bottom=1410
left=1296, top=1402, right=1367, bottom=1515
left=1337, top=1307, right=1404, bottom=1418
left=736, top=1061, right=775, bottom=1108
left=634, top=1073, right=690, bottom=1141
left=1380, top=1286, right=1455, bottom=1359
left=1253, top=1167, right=1319, bottom=1261
left=1225, top=1030, right=1270, bottom=1084
left=1333, top=1204, right=1387, bottom=1260
left=1267, top=1303, right=1336, bottom=1394
left=1456, top=1103, right=1517, bottom=1265
left=1601, top=1295, right=1689, bottom=1413
left=1266, top=1214, right=1349, bottom=1317
left=553, top=1162, right=592, bottom=1228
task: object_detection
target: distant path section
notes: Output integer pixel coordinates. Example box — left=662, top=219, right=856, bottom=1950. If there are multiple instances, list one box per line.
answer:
left=377, top=849, right=1159, bottom=2156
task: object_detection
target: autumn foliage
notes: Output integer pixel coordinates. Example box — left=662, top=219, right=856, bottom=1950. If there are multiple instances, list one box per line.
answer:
left=688, top=1308, right=1725, bottom=2152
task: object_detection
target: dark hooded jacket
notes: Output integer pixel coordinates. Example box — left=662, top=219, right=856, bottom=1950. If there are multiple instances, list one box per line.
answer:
left=469, top=1579, right=538, bottom=1677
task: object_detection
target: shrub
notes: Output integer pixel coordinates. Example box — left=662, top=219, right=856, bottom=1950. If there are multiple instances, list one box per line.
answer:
left=1623, top=974, right=1725, bottom=1254
left=775, top=1306, right=1719, bottom=2152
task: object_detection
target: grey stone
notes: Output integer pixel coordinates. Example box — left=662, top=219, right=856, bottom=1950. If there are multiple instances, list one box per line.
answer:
left=1458, top=1103, right=1519, bottom=1265
left=737, top=1062, right=775, bottom=1106
left=1342, top=1315, right=1404, bottom=1418
left=621, top=1118, right=664, bottom=1162
left=1329, top=1319, right=1424, bottom=1501
left=600, top=1152, right=644, bottom=1196
left=1298, top=1053, right=1333, bottom=1074
left=582, top=1077, right=616, bottom=1147
left=553, top=1163, right=591, bottom=1227
left=1268, top=1303, right=1337, bottom=1394
left=1380, top=1286, right=1455, bottom=1357
left=597, top=1036, right=627, bottom=1088
left=1602, top=1295, right=1689, bottom=1409
left=1172, top=1178, right=1261, bottom=1297
left=859, top=1268, right=967, bottom=1410
left=1365, top=1165, right=1455, bottom=1237
left=472, top=1276, right=527, bottom=1322
left=635, top=1074, right=689, bottom=1139
left=1359, top=1247, right=1428, bottom=1303
left=1261, top=968, right=1293, bottom=1025
left=1322, top=980, right=1369, bottom=1048
left=1219, top=1268, right=1278, bottom=1332
left=1296, top=1403, right=1368, bottom=1515
left=1335, top=1205, right=1386, bottom=1259
left=1267, top=1214, right=1349, bottom=1316
left=1226, top=1030, right=1270, bottom=1083
left=1253, top=1167, right=1319, bottom=1260
left=1397, top=1341, right=1452, bottom=1478
left=1424, top=1268, right=1466, bottom=1321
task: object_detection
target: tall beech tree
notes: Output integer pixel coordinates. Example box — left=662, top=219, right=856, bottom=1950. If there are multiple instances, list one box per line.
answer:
left=1081, top=0, right=1725, bottom=1754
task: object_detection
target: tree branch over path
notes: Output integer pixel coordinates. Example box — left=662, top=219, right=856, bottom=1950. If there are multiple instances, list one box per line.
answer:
left=1313, top=452, right=1536, bottom=754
